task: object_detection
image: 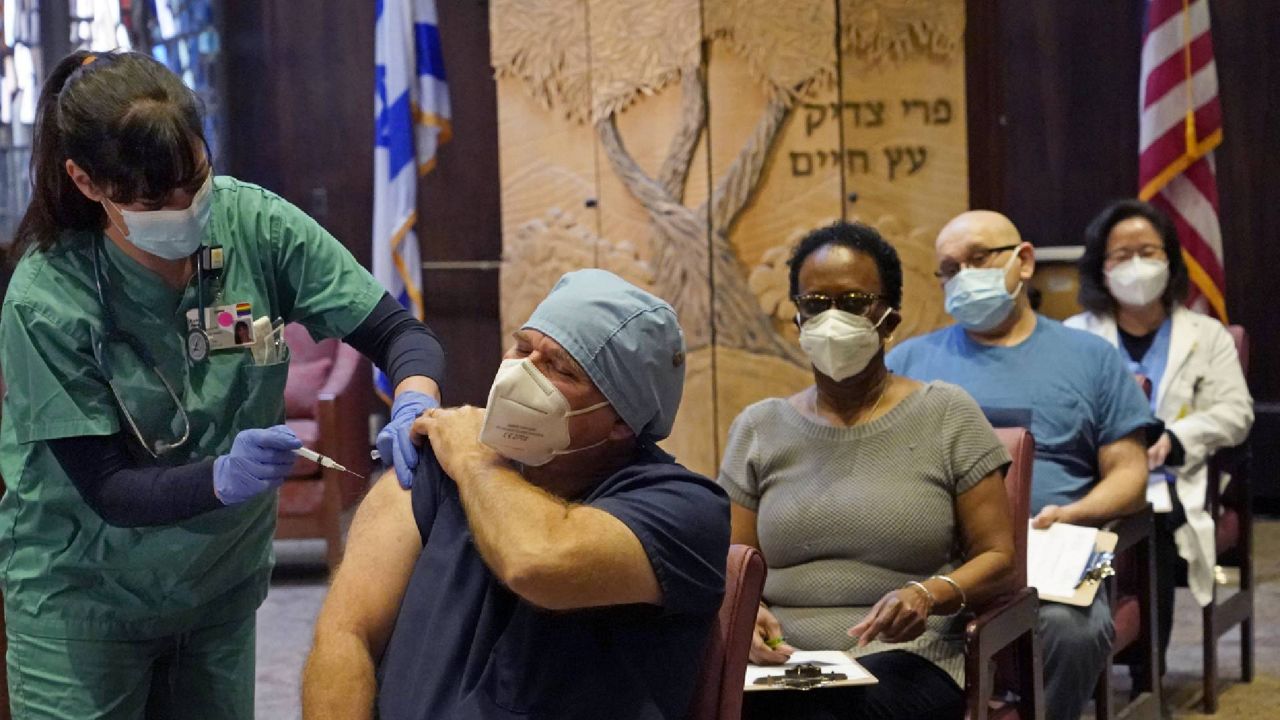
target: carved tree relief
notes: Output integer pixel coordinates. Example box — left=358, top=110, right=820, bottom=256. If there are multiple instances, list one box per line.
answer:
left=492, top=0, right=962, bottom=365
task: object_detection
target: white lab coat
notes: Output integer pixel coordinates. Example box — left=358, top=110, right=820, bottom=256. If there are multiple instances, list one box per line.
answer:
left=1065, top=307, right=1254, bottom=605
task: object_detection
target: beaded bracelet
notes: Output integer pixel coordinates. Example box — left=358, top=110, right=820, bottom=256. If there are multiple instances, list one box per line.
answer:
left=930, top=574, right=967, bottom=613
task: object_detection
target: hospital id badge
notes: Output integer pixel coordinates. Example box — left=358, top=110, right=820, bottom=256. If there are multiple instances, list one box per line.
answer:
left=186, top=302, right=256, bottom=352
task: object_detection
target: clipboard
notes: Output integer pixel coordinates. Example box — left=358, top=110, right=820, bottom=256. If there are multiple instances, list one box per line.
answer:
left=1035, top=530, right=1118, bottom=606
left=745, top=651, right=878, bottom=691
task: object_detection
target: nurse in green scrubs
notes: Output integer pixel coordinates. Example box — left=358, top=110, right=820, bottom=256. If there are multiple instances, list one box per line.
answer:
left=0, top=51, right=445, bottom=718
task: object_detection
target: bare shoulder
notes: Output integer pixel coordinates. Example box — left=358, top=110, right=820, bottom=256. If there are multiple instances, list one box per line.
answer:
left=345, top=471, right=418, bottom=552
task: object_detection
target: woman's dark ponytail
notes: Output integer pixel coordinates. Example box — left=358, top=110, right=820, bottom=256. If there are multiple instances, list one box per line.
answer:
left=9, top=51, right=99, bottom=262
left=8, top=50, right=207, bottom=264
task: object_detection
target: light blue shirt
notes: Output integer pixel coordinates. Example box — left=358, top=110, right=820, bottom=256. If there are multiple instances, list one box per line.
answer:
left=887, top=316, right=1157, bottom=514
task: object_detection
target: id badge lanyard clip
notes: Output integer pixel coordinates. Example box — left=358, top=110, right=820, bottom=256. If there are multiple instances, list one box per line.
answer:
left=186, top=245, right=224, bottom=362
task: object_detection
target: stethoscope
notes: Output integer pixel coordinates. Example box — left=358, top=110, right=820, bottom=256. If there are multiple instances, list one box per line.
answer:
left=90, top=238, right=195, bottom=457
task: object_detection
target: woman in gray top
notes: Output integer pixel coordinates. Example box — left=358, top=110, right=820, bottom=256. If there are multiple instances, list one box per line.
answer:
left=720, top=222, right=1017, bottom=720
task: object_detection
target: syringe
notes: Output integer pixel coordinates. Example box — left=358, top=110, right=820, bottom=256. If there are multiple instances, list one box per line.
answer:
left=293, top=447, right=365, bottom=479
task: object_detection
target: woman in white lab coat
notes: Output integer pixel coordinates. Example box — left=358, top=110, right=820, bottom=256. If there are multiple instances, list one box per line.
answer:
left=1065, top=199, right=1253, bottom=680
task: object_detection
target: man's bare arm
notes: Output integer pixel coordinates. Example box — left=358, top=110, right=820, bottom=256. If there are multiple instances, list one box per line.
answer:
left=1034, top=430, right=1148, bottom=527
left=302, top=474, right=420, bottom=720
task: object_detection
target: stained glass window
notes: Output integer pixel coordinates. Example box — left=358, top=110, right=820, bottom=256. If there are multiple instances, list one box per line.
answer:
left=1, top=0, right=40, bottom=244
left=69, top=0, right=131, bottom=50
left=146, top=1, right=222, bottom=161
left=1, top=1, right=222, bottom=244
left=69, top=1, right=223, bottom=160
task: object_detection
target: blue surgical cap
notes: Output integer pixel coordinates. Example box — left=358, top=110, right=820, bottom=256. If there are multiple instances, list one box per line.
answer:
left=523, top=269, right=686, bottom=441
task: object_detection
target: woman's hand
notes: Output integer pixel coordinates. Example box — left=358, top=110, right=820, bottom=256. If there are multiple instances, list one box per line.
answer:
left=748, top=604, right=795, bottom=665
left=375, top=390, right=438, bottom=488
left=847, top=588, right=930, bottom=646
left=1147, top=432, right=1172, bottom=470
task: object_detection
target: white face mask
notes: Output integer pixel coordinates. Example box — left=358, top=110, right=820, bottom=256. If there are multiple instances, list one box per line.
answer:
left=104, top=173, right=214, bottom=260
left=1105, top=256, right=1169, bottom=307
left=479, top=358, right=611, bottom=467
left=797, top=307, right=891, bottom=382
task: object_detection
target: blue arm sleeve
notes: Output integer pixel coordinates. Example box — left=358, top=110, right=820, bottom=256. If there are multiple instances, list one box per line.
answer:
left=344, top=292, right=447, bottom=392
left=47, top=434, right=221, bottom=527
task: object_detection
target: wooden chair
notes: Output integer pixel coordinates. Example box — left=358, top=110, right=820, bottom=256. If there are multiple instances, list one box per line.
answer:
left=1093, top=372, right=1161, bottom=719
left=1200, top=324, right=1254, bottom=712
left=276, top=324, right=374, bottom=570
left=1094, top=505, right=1161, bottom=720
left=965, top=427, right=1044, bottom=720
left=683, top=544, right=766, bottom=720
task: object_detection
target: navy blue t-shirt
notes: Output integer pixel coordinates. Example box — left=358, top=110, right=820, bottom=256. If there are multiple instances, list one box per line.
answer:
left=376, top=444, right=731, bottom=720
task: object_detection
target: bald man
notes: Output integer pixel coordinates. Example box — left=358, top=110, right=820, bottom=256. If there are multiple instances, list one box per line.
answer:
left=887, top=211, right=1158, bottom=720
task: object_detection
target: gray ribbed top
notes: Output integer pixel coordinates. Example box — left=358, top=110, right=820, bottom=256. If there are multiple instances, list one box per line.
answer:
left=717, top=381, right=1010, bottom=687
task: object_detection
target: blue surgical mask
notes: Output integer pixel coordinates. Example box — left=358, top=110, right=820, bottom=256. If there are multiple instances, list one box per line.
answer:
left=104, top=173, right=213, bottom=260
left=943, top=250, right=1023, bottom=332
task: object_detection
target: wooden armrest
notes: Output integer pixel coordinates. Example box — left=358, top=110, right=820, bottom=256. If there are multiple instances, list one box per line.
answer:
left=1103, top=504, right=1153, bottom=555
left=966, top=587, right=1039, bottom=659
left=965, top=587, right=1041, bottom=720
left=1209, top=443, right=1250, bottom=477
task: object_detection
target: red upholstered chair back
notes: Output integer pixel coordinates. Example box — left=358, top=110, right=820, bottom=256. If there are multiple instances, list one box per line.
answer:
left=283, top=323, right=339, bottom=420
left=994, top=428, right=1034, bottom=588
left=684, top=544, right=766, bottom=720
left=276, top=323, right=373, bottom=568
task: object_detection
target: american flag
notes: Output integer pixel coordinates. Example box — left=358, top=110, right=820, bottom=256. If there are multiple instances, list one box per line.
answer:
left=1139, top=0, right=1226, bottom=321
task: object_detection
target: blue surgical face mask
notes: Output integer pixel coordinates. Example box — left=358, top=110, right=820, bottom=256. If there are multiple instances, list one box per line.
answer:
left=104, top=173, right=213, bottom=260
left=943, top=249, right=1023, bottom=332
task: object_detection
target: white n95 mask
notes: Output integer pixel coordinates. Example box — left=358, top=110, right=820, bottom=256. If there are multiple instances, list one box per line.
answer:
left=798, top=308, right=891, bottom=382
left=1106, top=257, right=1169, bottom=307
left=104, top=173, right=213, bottom=260
left=479, top=358, right=610, bottom=466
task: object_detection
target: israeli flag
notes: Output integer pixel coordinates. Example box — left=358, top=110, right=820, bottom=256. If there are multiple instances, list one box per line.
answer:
left=373, top=0, right=451, bottom=401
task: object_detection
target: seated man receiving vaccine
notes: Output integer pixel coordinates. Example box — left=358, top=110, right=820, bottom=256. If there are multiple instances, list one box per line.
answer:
left=303, top=269, right=731, bottom=720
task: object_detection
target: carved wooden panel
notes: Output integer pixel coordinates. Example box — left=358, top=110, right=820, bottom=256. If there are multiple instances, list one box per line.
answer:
left=703, top=0, right=842, bottom=458
left=492, top=0, right=968, bottom=477
left=838, top=0, right=967, bottom=347
left=588, top=0, right=719, bottom=473
left=492, top=1, right=600, bottom=342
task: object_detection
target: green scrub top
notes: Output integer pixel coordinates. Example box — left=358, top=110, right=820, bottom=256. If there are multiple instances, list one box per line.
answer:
left=0, top=177, right=383, bottom=640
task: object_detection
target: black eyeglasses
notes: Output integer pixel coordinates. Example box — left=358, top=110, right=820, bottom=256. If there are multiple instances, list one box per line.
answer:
left=792, top=291, right=885, bottom=319
left=934, top=243, right=1021, bottom=281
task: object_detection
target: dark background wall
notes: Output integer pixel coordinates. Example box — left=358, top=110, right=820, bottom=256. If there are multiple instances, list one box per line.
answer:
left=222, top=0, right=501, bottom=407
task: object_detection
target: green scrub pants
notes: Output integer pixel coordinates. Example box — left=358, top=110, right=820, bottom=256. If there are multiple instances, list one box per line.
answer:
left=5, top=614, right=255, bottom=720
